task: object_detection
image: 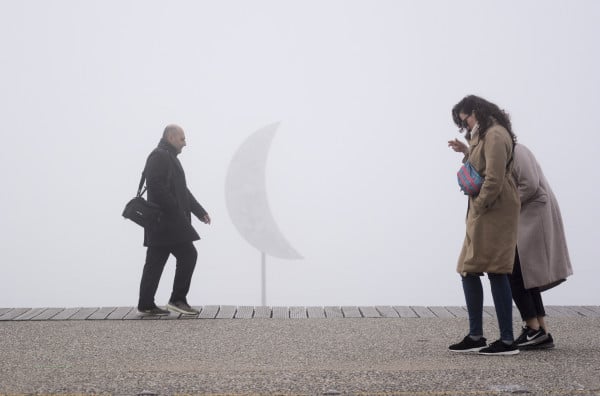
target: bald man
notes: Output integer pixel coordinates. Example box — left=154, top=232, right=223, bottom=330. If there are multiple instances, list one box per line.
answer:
left=137, top=124, right=211, bottom=316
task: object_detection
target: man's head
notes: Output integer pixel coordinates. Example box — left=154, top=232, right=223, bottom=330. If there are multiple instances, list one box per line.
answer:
left=163, top=124, right=187, bottom=154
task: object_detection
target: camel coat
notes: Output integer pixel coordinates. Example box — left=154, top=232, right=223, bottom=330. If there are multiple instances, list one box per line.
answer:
left=457, top=124, right=520, bottom=275
left=512, top=144, right=573, bottom=290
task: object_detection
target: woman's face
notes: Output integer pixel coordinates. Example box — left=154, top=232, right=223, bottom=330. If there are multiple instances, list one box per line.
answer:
left=459, top=111, right=477, bottom=132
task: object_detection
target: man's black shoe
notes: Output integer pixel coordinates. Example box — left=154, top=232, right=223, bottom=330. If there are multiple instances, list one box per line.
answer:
left=449, top=335, right=487, bottom=353
left=137, top=306, right=170, bottom=316
left=166, top=301, right=199, bottom=315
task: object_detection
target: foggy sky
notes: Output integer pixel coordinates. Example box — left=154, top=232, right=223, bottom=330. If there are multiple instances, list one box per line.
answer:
left=1, top=0, right=599, bottom=308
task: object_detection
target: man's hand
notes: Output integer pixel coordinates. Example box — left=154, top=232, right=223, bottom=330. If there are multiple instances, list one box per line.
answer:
left=201, top=214, right=211, bottom=225
left=448, top=138, right=469, bottom=155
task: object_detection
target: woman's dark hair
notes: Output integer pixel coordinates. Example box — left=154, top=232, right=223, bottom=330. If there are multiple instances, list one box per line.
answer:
left=452, top=95, right=517, bottom=144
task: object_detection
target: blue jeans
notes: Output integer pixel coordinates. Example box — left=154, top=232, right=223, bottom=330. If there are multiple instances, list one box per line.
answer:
left=461, top=273, right=514, bottom=342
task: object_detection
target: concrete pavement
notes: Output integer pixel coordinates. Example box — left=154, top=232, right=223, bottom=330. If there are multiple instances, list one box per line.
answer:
left=1, top=314, right=600, bottom=395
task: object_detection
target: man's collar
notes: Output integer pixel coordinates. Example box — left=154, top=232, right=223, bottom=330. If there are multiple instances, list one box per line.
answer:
left=158, top=138, right=178, bottom=156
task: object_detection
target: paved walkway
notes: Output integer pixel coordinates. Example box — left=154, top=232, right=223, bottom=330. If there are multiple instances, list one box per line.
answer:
left=1, top=306, right=599, bottom=395
left=1, top=305, right=599, bottom=321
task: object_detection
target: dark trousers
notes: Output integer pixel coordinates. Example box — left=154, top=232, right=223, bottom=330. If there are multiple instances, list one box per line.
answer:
left=509, top=249, right=546, bottom=321
left=138, top=242, right=197, bottom=309
left=462, top=273, right=514, bottom=342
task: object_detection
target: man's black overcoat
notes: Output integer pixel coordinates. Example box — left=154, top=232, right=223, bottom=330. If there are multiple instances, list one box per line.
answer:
left=143, top=139, right=207, bottom=247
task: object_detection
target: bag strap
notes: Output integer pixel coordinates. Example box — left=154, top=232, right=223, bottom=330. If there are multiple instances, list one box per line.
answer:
left=136, top=172, right=147, bottom=197
left=137, top=148, right=175, bottom=198
left=507, top=141, right=515, bottom=169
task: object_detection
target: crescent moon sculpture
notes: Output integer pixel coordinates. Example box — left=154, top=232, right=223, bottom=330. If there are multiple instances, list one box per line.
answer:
left=225, top=122, right=303, bottom=260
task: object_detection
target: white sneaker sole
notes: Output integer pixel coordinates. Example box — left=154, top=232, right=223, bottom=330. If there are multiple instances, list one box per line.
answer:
left=478, top=349, right=520, bottom=355
left=166, top=303, right=199, bottom=316
left=449, top=347, right=485, bottom=353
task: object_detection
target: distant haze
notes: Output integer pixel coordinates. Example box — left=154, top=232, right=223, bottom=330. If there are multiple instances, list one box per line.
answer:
left=1, top=1, right=599, bottom=308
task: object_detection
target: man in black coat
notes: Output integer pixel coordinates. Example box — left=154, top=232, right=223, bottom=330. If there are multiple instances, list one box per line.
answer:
left=137, top=124, right=211, bottom=316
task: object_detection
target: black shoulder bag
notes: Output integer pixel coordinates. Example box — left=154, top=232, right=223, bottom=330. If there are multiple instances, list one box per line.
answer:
left=122, top=173, right=162, bottom=228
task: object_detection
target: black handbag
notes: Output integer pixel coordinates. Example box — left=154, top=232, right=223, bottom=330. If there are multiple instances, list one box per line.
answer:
left=122, top=173, right=162, bottom=228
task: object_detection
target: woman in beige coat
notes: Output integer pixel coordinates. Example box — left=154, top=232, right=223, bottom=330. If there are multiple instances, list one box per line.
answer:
left=447, top=95, right=521, bottom=355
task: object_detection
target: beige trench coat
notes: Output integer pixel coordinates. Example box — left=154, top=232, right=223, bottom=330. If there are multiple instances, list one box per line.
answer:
left=512, top=144, right=573, bottom=290
left=458, top=124, right=520, bottom=274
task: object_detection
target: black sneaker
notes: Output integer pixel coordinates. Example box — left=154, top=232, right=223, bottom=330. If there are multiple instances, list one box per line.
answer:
left=521, top=333, right=555, bottom=350
left=137, top=306, right=170, bottom=316
left=515, top=326, right=549, bottom=348
left=449, top=335, right=487, bottom=353
left=166, top=301, right=199, bottom=315
left=479, top=339, right=520, bottom=355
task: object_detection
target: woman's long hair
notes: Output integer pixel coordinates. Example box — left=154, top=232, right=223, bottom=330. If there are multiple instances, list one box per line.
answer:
left=452, top=95, right=517, bottom=144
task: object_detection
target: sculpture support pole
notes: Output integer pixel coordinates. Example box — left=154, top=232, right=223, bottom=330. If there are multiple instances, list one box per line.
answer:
left=261, top=251, right=266, bottom=306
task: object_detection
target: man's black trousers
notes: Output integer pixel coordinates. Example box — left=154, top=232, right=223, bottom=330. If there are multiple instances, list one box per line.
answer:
left=138, top=242, right=197, bottom=310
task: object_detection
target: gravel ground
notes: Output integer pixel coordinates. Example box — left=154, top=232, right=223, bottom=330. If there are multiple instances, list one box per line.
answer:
left=1, top=317, right=599, bottom=395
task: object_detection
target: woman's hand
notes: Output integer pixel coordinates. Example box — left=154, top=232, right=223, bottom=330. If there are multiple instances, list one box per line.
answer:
left=448, top=138, right=469, bottom=155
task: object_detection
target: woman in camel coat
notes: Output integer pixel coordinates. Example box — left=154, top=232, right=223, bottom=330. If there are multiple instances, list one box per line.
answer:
left=456, top=124, right=520, bottom=276
left=447, top=95, right=521, bottom=356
